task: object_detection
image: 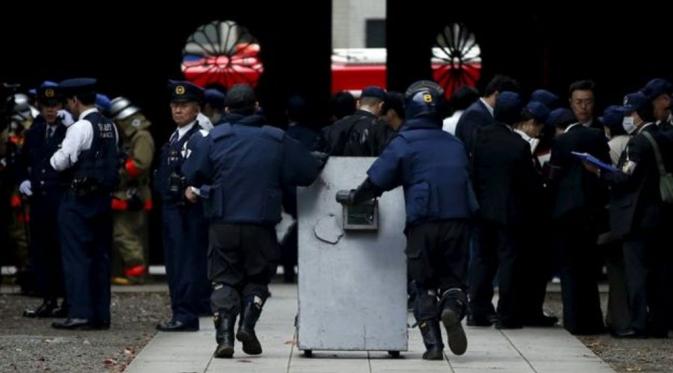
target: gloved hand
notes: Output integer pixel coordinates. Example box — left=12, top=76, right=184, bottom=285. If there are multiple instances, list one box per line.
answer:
left=57, top=110, right=75, bottom=126
left=310, top=151, right=329, bottom=170
left=336, top=189, right=355, bottom=205
left=19, top=180, right=32, bottom=196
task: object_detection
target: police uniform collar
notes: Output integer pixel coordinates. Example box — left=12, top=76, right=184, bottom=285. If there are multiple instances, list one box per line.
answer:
left=177, top=120, right=197, bottom=139
left=78, top=107, right=99, bottom=121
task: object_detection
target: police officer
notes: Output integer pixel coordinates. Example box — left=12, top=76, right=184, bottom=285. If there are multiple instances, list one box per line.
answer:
left=182, top=84, right=320, bottom=358
left=319, top=86, right=393, bottom=156
left=586, top=92, right=671, bottom=338
left=337, top=81, right=474, bottom=360
left=641, top=78, right=673, bottom=131
left=19, top=82, right=68, bottom=317
left=154, top=80, right=210, bottom=331
left=108, top=97, right=155, bottom=285
left=50, top=78, right=119, bottom=330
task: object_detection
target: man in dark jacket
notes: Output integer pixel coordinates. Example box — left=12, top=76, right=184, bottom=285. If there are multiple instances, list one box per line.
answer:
left=337, top=81, right=475, bottom=360
left=455, top=75, right=520, bottom=155
left=19, top=82, right=68, bottom=318
left=182, top=84, right=321, bottom=358
left=319, top=86, right=393, bottom=156
left=469, top=92, right=544, bottom=329
left=585, top=92, right=672, bottom=337
left=549, top=98, right=611, bottom=335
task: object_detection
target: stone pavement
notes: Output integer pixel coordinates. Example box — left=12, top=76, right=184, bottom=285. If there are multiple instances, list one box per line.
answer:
left=126, top=283, right=615, bottom=373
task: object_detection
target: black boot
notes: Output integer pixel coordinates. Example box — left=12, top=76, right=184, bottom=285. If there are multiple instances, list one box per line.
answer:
left=440, top=288, right=468, bottom=356
left=214, top=313, right=236, bottom=358
left=23, top=299, right=57, bottom=318
left=236, top=298, right=263, bottom=355
left=419, top=319, right=444, bottom=360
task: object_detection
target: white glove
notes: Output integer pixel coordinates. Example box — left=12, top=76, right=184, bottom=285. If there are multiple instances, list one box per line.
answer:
left=196, top=112, right=213, bottom=131
left=19, top=180, right=32, bottom=196
left=57, top=110, right=75, bottom=126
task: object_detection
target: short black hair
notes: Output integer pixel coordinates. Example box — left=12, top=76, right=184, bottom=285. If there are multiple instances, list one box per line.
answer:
left=484, top=75, right=520, bottom=97
left=450, top=86, right=479, bottom=111
left=568, top=80, right=596, bottom=97
left=382, top=91, right=405, bottom=119
left=331, top=91, right=356, bottom=120
left=287, top=95, right=308, bottom=122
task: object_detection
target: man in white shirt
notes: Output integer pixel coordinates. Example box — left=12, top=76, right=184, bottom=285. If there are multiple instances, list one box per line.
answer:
left=50, top=78, right=119, bottom=330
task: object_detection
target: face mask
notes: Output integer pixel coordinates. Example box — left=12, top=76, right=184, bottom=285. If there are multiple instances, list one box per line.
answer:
left=622, top=116, right=637, bottom=134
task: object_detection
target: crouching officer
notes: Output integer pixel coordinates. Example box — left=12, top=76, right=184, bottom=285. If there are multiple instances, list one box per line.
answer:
left=49, top=78, right=119, bottom=330
left=154, top=80, right=210, bottom=331
left=182, top=84, right=320, bottom=358
left=20, top=82, right=68, bottom=317
left=337, top=81, right=475, bottom=360
left=108, top=97, right=155, bottom=285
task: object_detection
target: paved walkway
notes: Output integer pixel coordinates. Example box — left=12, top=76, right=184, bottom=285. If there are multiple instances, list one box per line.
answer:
left=126, top=283, right=615, bottom=373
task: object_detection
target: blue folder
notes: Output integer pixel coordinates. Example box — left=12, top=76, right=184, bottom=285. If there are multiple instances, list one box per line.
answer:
left=571, top=151, right=619, bottom=173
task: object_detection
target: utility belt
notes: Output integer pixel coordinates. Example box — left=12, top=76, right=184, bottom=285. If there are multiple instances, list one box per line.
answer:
left=167, top=172, right=187, bottom=206
left=69, top=177, right=103, bottom=197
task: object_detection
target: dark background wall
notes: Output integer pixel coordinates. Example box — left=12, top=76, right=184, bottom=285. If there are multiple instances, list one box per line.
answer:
left=1, top=2, right=671, bottom=264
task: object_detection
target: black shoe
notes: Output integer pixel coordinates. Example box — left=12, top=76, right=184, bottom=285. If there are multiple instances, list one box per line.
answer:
left=419, top=319, right=444, bottom=360
left=214, top=314, right=236, bottom=358
left=236, top=300, right=263, bottom=355
left=441, top=308, right=468, bottom=355
left=439, top=289, right=468, bottom=355
left=52, top=318, right=97, bottom=330
left=611, top=329, right=640, bottom=338
left=522, top=314, right=558, bottom=327
left=156, top=319, right=198, bottom=332
left=467, top=314, right=494, bottom=327
left=23, top=300, right=57, bottom=318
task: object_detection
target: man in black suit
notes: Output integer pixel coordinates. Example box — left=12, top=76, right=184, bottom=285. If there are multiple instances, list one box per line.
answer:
left=585, top=92, right=671, bottom=338
left=568, top=80, right=602, bottom=130
left=469, top=92, right=541, bottom=329
left=455, top=75, right=520, bottom=155
left=549, top=101, right=611, bottom=335
left=512, top=101, right=559, bottom=327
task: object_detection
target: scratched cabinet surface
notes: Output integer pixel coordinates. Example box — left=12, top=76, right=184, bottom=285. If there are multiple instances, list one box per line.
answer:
left=296, top=157, right=408, bottom=352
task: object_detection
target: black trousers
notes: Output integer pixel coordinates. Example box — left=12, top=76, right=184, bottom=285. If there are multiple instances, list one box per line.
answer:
left=208, top=223, right=279, bottom=316
left=623, top=228, right=669, bottom=335
left=58, top=193, right=111, bottom=322
left=162, top=204, right=210, bottom=324
left=468, top=220, right=522, bottom=325
left=30, top=191, right=65, bottom=300
left=406, top=220, right=469, bottom=321
left=555, top=212, right=604, bottom=334
left=517, top=221, right=553, bottom=320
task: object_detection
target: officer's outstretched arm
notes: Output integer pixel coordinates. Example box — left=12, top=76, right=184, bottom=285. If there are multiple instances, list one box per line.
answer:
left=336, top=178, right=383, bottom=205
